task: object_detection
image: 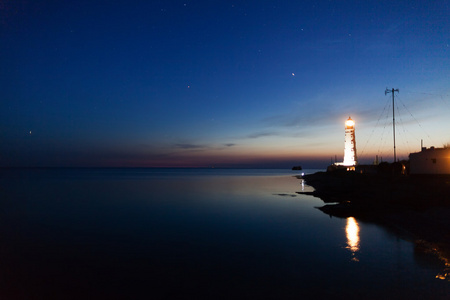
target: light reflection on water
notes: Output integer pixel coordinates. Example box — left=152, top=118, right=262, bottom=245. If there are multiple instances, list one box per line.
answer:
left=0, top=168, right=449, bottom=298
left=345, top=217, right=360, bottom=261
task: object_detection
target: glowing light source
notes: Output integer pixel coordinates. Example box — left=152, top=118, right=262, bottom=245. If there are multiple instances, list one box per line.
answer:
left=342, top=117, right=357, bottom=166
left=346, top=217, right=360, bottom=261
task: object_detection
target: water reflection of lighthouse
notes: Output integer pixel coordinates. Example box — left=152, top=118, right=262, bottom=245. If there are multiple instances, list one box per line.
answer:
left=346, top=217, right=360, bottom=261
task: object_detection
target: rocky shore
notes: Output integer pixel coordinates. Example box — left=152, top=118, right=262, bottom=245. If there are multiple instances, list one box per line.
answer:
left=300, top=170, right=450, bottom=280
left=302, top=170, right=450, bottom=208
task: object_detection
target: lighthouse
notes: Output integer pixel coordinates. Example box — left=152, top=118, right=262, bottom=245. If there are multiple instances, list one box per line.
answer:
left=342, top=117, right=357, bottom=166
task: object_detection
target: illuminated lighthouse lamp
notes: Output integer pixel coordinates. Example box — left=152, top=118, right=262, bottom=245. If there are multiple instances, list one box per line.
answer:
left=336, top=117, right=357, bottom=169
left=345, top=118, right=355, bottom=127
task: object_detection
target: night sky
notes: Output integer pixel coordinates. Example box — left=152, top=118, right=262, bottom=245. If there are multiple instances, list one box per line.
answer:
left=1, top=1, right=449, bottom=168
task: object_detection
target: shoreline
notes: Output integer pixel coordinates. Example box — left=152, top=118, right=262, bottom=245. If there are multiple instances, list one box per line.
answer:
left=300, top=171, right=450, bottom=280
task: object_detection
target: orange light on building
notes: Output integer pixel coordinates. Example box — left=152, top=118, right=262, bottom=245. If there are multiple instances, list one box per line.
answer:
left=345, top=118, right=355, bottom=127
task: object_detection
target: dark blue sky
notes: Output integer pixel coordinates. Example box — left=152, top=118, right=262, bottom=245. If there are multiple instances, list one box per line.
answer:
left=1, top=0, right=449, bottom=167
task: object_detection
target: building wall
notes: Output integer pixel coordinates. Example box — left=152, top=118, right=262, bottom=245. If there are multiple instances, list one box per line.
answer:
left=342, top=119, right=357, bottom=166
left=409, top=147, right=450, bottom=174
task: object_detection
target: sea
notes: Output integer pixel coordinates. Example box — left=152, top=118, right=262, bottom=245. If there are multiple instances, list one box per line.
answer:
left=0, top=168, right=449, bottom=299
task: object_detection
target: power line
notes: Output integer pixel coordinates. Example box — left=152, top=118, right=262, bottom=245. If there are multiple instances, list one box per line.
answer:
left=359, top=96, right=390, bottom=159
left=385, top=88, right=399, bottom=162
left=397, top=94, right=436, bottom=146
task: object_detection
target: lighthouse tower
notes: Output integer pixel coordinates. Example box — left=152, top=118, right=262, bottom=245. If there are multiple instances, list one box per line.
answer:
left=342, top=117, right=357, bottom=166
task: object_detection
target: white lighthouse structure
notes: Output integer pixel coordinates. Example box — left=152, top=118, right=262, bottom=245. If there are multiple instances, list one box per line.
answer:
left=342, top=117, right=357, bottom=167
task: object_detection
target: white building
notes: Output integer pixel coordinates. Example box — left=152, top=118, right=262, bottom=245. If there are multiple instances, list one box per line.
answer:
left=336, top=117, right=357, bottom=168
left=409, top=147, right=450, bottom=175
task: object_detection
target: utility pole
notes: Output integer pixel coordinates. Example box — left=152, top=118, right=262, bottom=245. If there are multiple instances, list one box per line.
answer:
left=385, top=88, right=399, bottom=162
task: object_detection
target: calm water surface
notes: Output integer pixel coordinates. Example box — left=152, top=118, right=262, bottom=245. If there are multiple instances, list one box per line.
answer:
left=0, top=168, right=448, bottom=299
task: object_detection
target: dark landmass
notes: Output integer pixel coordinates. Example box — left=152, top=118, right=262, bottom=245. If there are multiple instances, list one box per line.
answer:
left=300, top=169, right=450, bottom=280
left=291, top=166, right=302, bottom=170
left=302, top=170, right=450, bottom=208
